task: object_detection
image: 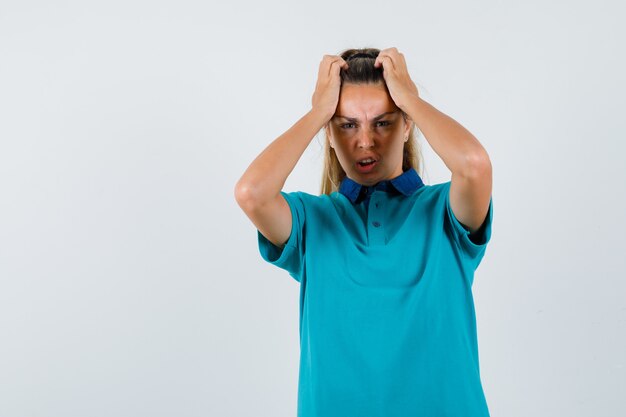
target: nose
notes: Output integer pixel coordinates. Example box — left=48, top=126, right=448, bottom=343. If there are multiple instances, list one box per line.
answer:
left=357, top=127, right=375, bottom=149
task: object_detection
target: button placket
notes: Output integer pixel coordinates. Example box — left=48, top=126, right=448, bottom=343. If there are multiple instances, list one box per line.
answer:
left=368, top=192, right=385, bottom=245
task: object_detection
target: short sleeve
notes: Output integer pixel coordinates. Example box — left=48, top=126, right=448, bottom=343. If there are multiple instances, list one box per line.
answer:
left=257, top=191, right=306, bottom=283
left=442, top=181, right=493, bottom=267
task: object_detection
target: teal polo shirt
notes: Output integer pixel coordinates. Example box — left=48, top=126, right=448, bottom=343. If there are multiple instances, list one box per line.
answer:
left=257, top=168, right=494, bottom=417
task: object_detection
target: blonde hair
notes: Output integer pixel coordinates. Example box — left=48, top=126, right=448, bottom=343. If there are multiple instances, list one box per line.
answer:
left=319, top=47, right=424, bottom=195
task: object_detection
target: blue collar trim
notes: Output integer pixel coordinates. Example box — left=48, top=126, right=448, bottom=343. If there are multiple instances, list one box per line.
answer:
left=338, top=167, right=425, bottom=204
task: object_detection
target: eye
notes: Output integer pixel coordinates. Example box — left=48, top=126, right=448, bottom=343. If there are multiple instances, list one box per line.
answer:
left=339, top=121, right=391, bottom=129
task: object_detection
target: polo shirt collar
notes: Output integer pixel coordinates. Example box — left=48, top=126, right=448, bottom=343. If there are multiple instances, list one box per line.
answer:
left=338, top=167, right=425, bottom=204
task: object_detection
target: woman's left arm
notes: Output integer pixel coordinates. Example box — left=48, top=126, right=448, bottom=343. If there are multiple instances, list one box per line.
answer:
left=375, top=47, right=492, bottom=234
left=402, top=95, right=492, bottom=235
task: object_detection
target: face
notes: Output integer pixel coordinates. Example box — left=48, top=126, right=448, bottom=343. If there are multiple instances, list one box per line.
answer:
left=326, top=82, right=412, bottom=186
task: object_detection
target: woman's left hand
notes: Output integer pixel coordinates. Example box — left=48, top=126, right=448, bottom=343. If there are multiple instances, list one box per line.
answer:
left=374, top=47, right=420, bottom=110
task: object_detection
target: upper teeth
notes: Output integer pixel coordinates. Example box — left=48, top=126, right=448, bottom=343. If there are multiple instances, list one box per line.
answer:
left=360, top=158, right=374, bottom=163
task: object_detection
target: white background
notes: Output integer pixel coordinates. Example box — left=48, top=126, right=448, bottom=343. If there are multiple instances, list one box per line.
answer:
left=1, top=0, right=625, bottom=416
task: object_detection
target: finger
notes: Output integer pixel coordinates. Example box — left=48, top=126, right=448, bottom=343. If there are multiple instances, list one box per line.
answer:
left=335, top=56, right=349, bottom=71
left=396, top=51, right=409, bottom=73
left=322, top=56, right=347, bottom=78
left=331, top=58, right=344, bottom=78
left=397, top=51, right=406, bottom=67
left=380, top=47, right=402, bottom=63
left=328, top=57, right=347, bottom=77
left=385, top=47, right=399, bottom=57
left=374, top=53, right=384, bottom=67
left=374, top=51, right=389, bottom=68
left=317, top=55, right=331, bottom=79
left=318, top=55, right=336, bottom=78
left=377, top=47, right=398, bottom=59
left=376, top=55, right=396, bottom=71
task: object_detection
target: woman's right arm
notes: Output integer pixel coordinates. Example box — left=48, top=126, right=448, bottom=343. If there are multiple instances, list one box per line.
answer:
left=234, top=55, right=349, bottom=248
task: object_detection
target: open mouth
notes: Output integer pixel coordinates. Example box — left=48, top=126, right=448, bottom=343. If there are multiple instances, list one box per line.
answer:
left=357, top=158, right=377, bottom=167
left=355, top=157, right=379, bottom=173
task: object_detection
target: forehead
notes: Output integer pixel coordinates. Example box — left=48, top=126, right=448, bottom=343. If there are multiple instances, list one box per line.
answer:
left=335, top=83, right=397, bottom=120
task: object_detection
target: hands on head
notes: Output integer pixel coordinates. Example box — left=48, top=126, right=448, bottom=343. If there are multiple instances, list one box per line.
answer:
left=311, top=55, right=349, bottom=120
left=311, top=47, right=420, bottom=122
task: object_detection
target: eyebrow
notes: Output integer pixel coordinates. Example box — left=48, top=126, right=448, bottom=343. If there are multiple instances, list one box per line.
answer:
left=332, top=110, right=399, bottom=122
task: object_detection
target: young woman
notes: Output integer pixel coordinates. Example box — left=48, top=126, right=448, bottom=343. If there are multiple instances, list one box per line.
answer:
left=234, top=47, right=494, bottom=417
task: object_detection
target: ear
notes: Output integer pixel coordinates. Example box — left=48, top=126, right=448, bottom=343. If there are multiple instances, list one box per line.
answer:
left=403, top=115, right=414, bottom=138
left=325, top=124, right=334, bottom=148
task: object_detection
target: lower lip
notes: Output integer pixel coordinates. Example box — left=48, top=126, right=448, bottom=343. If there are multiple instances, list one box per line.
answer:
left=355, top=160, right=378, bottom=173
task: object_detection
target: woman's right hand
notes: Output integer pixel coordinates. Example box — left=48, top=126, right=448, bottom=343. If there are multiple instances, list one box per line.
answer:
left=311, top=55, right=349, bottom=121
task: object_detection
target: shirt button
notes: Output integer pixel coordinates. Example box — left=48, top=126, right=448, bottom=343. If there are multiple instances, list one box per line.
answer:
left=372, top=221, right=381, bottom=227
left=375, top=203, right=379, bottom=208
